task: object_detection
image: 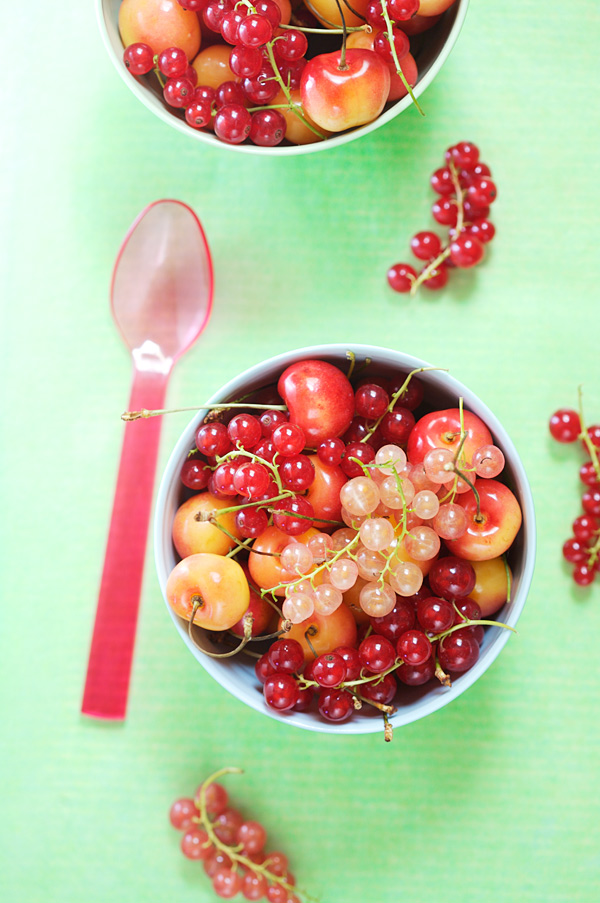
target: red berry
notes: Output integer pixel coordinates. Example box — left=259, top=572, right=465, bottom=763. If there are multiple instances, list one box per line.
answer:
left=214, top=103, right=252, bottom=143
left=387, top=262, right=417, bottom=293
left=396, top=629, right=432, bottom=666
left=438, top=631, right=479, bottom=671
left=450, top=234, right=485, bottom=268
left=430, top=167, right=455, bottom=196
left=123, top=42, right=155, bottom=75
left=264, top=673, right=299, bottom=710
left=249, top=109, right=286, bottom=147
left=267, top=639, right=305, bottom=674
left=358, top=635, right=397, bottom=673
left=411, top=231, right=442, bottom=260
left=312, top=653, right=347, bottom=687
left=157, top=46, right=188, bottom=77
left=317, top=688, right=353, bottom=722
left=549, top=408, right=581, bottom=443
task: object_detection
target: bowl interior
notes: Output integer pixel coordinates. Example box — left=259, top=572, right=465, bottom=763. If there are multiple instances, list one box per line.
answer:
left=99, top=0, right=470, bottom=156
left=154, top=344, right=535, bottom=734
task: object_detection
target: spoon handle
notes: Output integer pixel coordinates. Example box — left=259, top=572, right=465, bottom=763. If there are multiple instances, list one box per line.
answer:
left=82, top=368, right=169, bottom=719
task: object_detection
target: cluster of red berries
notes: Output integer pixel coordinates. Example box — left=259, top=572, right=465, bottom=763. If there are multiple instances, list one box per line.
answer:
left=255, top=558, right=486, bottom=727
left=387, top=141, right=497, bottom=295
left=170, top=768, right=300, bottom=901
left=124, top=0, right=303, bottom=145
left=183, top=372, right=424, bottom=539
left=549, top=403, right=600, bottom=586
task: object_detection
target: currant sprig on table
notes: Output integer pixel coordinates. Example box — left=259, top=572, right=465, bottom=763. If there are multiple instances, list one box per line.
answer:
left=170, top=767, right=307, bottom=902
left=549, top=390, right=600, bottom=587
left=120, top=0, right=435, bottom=146
left=387, top=141, right=498, bottom=295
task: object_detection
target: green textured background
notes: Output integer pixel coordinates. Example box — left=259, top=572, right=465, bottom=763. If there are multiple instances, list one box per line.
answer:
left=2, top=1, right=600, bottom=901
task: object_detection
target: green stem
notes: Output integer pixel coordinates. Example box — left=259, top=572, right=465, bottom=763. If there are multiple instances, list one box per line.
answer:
left=264, top=40, right=327, bottom=140
left=578, top=386, right=600, bottom=482
left=360, top=367, right=445, bottom=443
left=379, top=0, right=424, bottom=115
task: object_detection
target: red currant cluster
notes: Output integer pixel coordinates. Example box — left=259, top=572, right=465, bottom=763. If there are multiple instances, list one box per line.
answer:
left=170, top=768, right=301, bottom=901
left=123, top=0, right=301, bottom=145
left=255, top=559, right=490, bottom=731
left=387, top=141, right=497, bottom=295
left=549, top=401, right=600, bottom=586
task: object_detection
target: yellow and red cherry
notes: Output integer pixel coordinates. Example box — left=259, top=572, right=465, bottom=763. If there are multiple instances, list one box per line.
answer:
left=307, top=0, right=370, bottom=28
left=417, top=0, right=457, bottom=15
left=192, top=44, right=240, bottom=89
left=277, top=360, right=355, bottom=445
left=300, top=49, right=391, bottom=133
left=407, top=408, right=493, bottom=466
left=166, top=553, right=250, bottom=631
left=305, top=456, right=346, bottom=527
left=248, top=525, right=319, bottom=594
left=468, top=557, right=513, bottom=617
left=230, top=574, right=277, bottom=637
left=444, top=479, right=522, bottom=561
left=278, top=603, right=358, bottom=663
left=119, top=0, right=201, bottom=59
left=172, top=492, right=242, bottom=558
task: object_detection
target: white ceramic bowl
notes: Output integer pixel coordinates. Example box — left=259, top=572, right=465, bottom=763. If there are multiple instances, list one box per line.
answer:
left=154, top=344, right=536, bottom=735
left=98, top=0, right=469, bottom=155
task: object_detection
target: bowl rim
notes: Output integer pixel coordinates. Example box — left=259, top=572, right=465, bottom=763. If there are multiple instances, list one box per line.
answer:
left=97, top=0, right=470, bottom=156
left=154, top=343, right=536, bottom=735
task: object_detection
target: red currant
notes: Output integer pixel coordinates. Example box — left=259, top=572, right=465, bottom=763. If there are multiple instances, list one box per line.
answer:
left=549, top=409, right=581, bottom=443
left=123, top=42, right=155, bottom=75
left=387, top=262, right=417, bottom=293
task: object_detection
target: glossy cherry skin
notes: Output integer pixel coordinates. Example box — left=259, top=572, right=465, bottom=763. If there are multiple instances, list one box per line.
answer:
left=407, top=408, right=492, bottom=466
left=277, top=360, right=355, bottom=445
left=444, top=479, right=523, bottom=561
left=300, top=49, right=390, bottom=132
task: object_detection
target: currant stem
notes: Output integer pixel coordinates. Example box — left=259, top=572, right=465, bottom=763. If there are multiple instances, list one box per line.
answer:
left=263, top=40, right=327, bottom=140
left=122, top=403, right=287, bottom=421
left=360, top=367, right=445, bottom=443
left=409, top=247, right=451, bottom=296
left=279, top=22, right=369, bottom=34
left=194, top=769, right=306, bottom=898
left=379, top=0, right=424, bottom=116
left=333, top=0, right=349, bottom=70
left=577, top=386, right=600, bottom=482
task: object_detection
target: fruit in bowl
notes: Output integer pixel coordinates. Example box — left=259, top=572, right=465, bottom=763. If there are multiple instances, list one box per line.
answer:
left=154, top=346, right=535, bottom=736
left=98, top=0, right=469, bottom=152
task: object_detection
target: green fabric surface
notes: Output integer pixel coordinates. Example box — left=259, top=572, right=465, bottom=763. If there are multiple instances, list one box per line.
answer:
left=2, top=1, right=599, bottom=901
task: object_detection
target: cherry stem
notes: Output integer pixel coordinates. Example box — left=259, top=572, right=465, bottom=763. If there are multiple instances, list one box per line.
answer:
left=122, top=403, right=286, bottom=422
left=332, top=0, right=348, bottom=69
left=577, top=385, right=600, bottom=482
left=379, top=0, right=424, bottom=116
left=187, top=603, right=255, bottom=658
left=452, top=465, right=483, bottom=521
left=346, top=350, right=356, bottom=380
left=360, top=366, right=446, bottom=443
left=279, top=22, right=368, bottom=34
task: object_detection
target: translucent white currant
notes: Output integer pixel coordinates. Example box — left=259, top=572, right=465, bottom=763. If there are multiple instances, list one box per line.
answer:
left=282, top=593, right=314, bottom=624
left=330, top=528, right=358, bottom=551
left=356, top=546, right=387, bottom=580
left=404, top=525, right=441, bottom=560
left=359, top=581, right=397, bottom=617
left=473, top=444, right=505, bottom=478
left=375, top=444, right=407, bottom=475
left=339, top=476, right=381, bottom=515
left=280, top=542, right=313, bottom=574
left=388, top=561, right=423, bottom=596
left=433, top=503, right=468, bottom=540
left=314, top=583, right=343, bottom=615
left=423, top=448, right=456, bottom=484
left=412, top=489, right=439, bottom=519
left=328, top=557, right=359, bottom=591
left=359, top=517, right=395, bottom=551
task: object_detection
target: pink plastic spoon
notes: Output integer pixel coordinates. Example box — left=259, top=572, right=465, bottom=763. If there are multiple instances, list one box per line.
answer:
left=82, top=199, right=213, bottom=720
